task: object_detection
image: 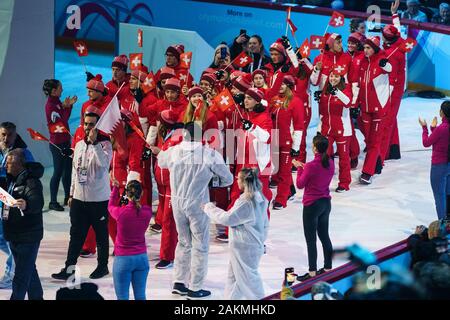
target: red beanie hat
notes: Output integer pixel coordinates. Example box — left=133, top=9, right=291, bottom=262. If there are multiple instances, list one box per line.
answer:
left=200, top=73, right=216, bottom=86
left=270, top=40, right=286, bottom=57
left=188, top=86, right=204, bottom=99
left=252, top=69, right=267, bottom=80
left=364, top=36, right=381, bottom=52
left=282, top=75, right=296, bottom=88
left=159, top=109, right=177, bottom=125
left=159, top=67, right=176, bottom=81
left=131, top=65, right=149, bottom=82
left=85, top=105, right=102, bottom=117
left=245, top=88, right=265, bottom=103
left=230, top=70, right=245, bottom=82
left=232, top=75, right=252, bottom=93
left=86, top=74, right=105, bottom=92
left=112, top=54, right=129, bottom=71
left=166, top=44, right=185, bottom=61
left=326, top=33, right=341, bottom=49
left=382, top=25, right=400, bottom=42
left=164, top=78, right=181, bottom=92
left=348, top=32, right=365, bottom=45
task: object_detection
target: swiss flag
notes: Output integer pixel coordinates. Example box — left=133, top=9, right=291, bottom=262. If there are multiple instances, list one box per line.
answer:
left=27, top=128, right=49, bottom=142
left=73, top=40, right=88, bottom=57
left=329, top=11, right=345, bottom=27
left=399, top=37, right=417, bottom=53
left=179, top=52, right=193, bottom=69
left=129, top=53, right=143, bottom=70
left=142, top=72, right=156, bottom=94
left=233, top=51, right=253, bottom=68
left=213, top=88, right=235, bottom=112
left=310, top=35, right=325, bottom=50
left=48, top=122, right=69, bottom=134
left=299, top=38, right=311, bottom=58
left=138, top=29, right=143, bottom=48
left=286, top=7, right=298, bottom=36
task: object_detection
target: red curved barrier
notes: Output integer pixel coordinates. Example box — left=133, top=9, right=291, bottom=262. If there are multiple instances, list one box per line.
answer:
left=193, top=0, right=450, bottom=35
left=263, top=239, right=410, bottom=300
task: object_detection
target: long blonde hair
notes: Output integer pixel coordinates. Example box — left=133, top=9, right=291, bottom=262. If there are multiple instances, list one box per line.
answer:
left=182, top=99, right=208, bottom=125
left=239, top=167, right=262, bottom=200
left=282, top=86, right=293, bottom=109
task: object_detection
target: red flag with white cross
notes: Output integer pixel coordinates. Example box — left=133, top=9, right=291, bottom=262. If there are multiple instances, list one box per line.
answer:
left=286, top=7, right=298, bottom=36
left=142, top=72, right=156, bottom=94
left=129, top=53, right=143, bottom=70
left=48, top=122, right=69, bottom=134
left=138, top=29, right=143, bottom=47
left=179, top=52, right=193, bottom=69
left=27, top=128, right=49, bottom=142
left=310, top=35, right=325, bottom=50
left=213, top=88, right=235, bottom=112
left=73, top=40, right=88, bottom=57
left=399, top=37, right=417, bottom=53
left=299, top=38, right=311, bottom=58
left=329, top=11, right=345, bottom=27
left=232, top=51, right=253, bottom=68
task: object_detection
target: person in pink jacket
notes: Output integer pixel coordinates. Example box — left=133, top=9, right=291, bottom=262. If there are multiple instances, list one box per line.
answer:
left=420, top=101, right=450, bottom=219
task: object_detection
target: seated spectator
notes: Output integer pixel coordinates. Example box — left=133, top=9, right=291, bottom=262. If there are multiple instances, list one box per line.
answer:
left=56, top=282, right=104, bottom=300
left=401, top=0, right=429, bottom=22
left=431, top=3, right=450, bottom=25
left=413, top=261, right=450, bottom=299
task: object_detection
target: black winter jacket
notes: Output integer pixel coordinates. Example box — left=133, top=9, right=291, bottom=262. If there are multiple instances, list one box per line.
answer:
left=2, top=162, right=44, bottom=243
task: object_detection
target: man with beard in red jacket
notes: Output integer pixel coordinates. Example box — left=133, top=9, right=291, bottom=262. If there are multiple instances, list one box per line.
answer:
left=106, top=55, right=130, bottom=102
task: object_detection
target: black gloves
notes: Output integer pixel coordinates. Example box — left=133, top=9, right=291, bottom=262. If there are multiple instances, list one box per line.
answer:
left=234, top=93, right=245, bottom=108
left=133, top=88, right=144, bottom=103
left=328, top=84, right=337, bottom=96
left=379, top=58, right=388, bottom=67
left=350, top=107, right=360, bottom=120
left=60, top=147, right=73, bottom=157
left=281, top=63, right=291, bottom=73
left=290, top=149, right=300, bottom=157
left=215, top=69, right=226, bottom=81
left=280, top=36, right=291, bottom=49
left=242, top=119, right=253, bottom=131
left=86, top=72, right=95, bottom=82
left=313, top=90, right=322, bottom=102
left=141, top=147, right=152, bottom=161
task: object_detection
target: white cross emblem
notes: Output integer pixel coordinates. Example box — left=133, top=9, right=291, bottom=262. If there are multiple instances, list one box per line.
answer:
left=55, top=125, right=64, bottom=133
left=302, top=46, right=309, bottom=56
left=220, top=96, right=230, bottom=105
left=182, top=55, right=191, bottom=66
left=335, top=65, right=345, bottom=73
left=132, top=56, right=141, bottom=68
left=179, top=74, right=187, bottom=81
left=334, top=16, right=343, bottom=26
left=312, top=38, right=323, bottom=48
left=239, top=56, right=248, bottom=65
left=405, top=42, right=414, bottom=50
left=77, top=44, right=85, bottom=54
left=144, top=77, right=153, bottom=87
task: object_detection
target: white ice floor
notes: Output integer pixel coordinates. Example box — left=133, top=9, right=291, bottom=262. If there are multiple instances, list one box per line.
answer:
left=0, top=96, right=443, bottom=300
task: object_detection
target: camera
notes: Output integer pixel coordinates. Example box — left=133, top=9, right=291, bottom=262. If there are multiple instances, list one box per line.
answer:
left=284, top=267, right=297, bottom=286
left=220, top=47, right=228, bottom=60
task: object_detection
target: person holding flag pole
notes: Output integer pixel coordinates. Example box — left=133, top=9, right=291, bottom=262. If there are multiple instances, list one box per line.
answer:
left=43, top=79, right=76, bottom=212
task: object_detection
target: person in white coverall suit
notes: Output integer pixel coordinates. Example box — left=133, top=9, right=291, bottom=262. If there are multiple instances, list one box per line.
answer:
left=203, top=167, right=269, bottom=300
left=153, top=122, right=233, bottom=299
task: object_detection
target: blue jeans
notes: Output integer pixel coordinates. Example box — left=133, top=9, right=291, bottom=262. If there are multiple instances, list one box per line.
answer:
left=430, top=163, right=450, bottom=220
left=9, top=241, right=43, bottom=300
left=0, top=218, right=14, bottom=279
left=113, top=253, right=149, bottom=300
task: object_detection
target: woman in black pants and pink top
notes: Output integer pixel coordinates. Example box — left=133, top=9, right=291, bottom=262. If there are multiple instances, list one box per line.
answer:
left=292, top=134, right=335, bottom=282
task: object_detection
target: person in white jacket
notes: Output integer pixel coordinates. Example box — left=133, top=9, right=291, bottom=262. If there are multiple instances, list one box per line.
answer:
left=152, top=122, right=233, bottom=300
left=202, top=167, right=269, bottom=300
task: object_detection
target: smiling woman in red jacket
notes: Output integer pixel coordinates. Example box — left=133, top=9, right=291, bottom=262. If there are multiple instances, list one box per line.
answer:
left=318, top=66, right=353, bottom=192
left=270, top=75, right=305, bottom=209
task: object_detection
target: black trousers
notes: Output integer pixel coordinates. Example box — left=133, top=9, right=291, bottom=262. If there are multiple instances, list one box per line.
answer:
left=49, top=142, right=72, bottom=203
left=303, top=197, right=333, bottom=272
left=65, top=199, right=109, bottom=269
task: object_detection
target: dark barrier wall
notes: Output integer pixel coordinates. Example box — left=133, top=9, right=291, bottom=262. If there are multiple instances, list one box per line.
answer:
left=0, top=0, right=55, bottom=166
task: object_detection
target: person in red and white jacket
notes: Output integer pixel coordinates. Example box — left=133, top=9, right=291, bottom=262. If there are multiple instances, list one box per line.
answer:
left=80, top=75, right=111, bottom=125
left=264, top=38, right=296, bottom=88
left=269, top=75, right=305, bottom=209
left=318, top=66, right=353, bottom=192
left=152, top=111, right=184, bottom=269
left=252, top=69, right=269, bottom=94
left=357, top=36, right=393, bottom=185
left=380, top=12, right=406, bottom=162
left=106, top=55, right=131, bottom=102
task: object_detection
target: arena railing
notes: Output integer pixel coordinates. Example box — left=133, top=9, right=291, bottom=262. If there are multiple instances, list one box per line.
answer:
left=262, top=239, right=410, bottom=300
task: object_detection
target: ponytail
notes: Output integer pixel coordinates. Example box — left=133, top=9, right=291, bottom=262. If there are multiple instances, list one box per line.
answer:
left=313, top=134, right=330, bottom=169
left=126, top=180, right=143, bottom=214
left=441, top=100, right=450, bottom=162
left=239, top=167, right=262, bottom=200
left=43, top=79, right=61, bottom=97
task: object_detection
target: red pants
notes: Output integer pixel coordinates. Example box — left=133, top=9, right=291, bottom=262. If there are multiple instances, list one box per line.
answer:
left=158, top=185, right=177, bottom=261
left=274, top=148, right=294, bottom=207
left=380, top=93, right=402, bottom=163
left=361, top=111, right=384, bottom=176
left=326, top=134, right=351, bottom=190
left=349, top=120, right=360, bottom=161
